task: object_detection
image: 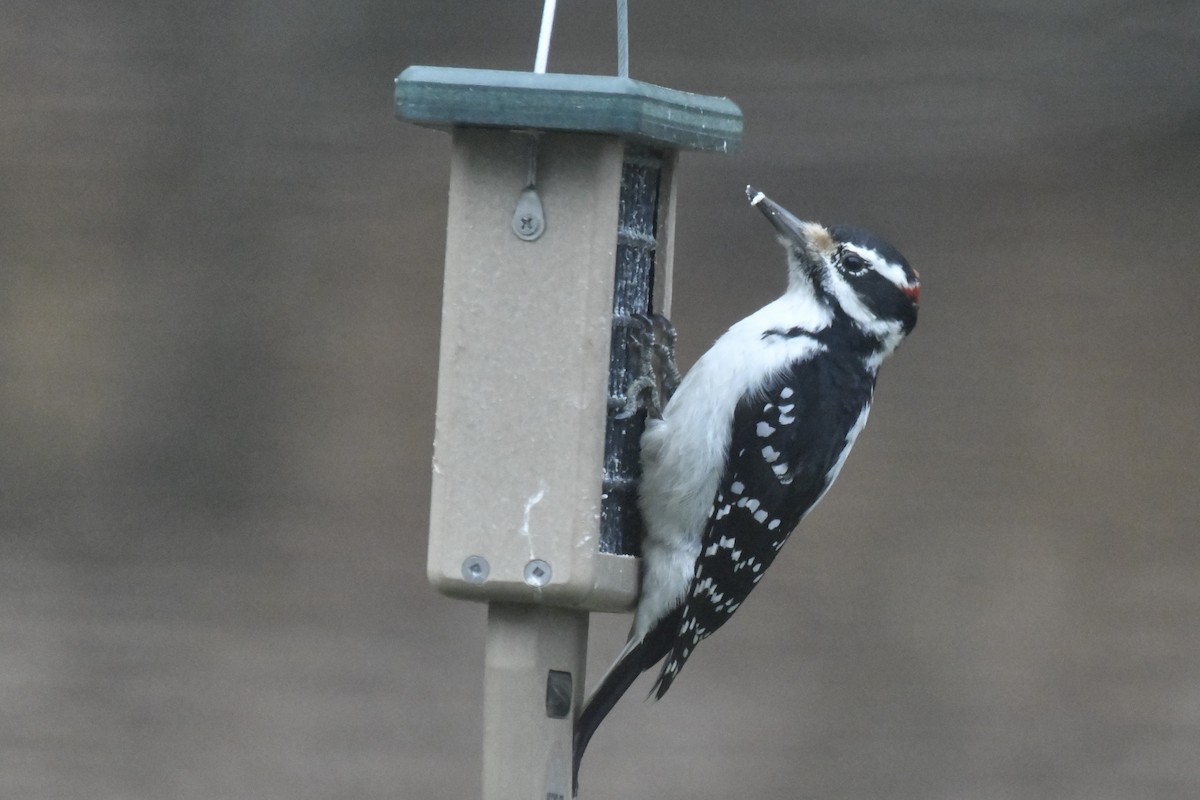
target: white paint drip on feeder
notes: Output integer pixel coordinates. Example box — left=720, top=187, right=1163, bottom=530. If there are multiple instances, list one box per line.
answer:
left=395, top=9, right=741, bottom=796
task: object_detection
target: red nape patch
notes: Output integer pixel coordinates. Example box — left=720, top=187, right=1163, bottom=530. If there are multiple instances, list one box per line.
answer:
left=902, top=284, right=920, bottom=303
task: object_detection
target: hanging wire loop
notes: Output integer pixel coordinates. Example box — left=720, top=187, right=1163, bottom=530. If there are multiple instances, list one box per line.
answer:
left=534, top=0, right=557, bottom=73
left=616, top=0, right=629, bottom=78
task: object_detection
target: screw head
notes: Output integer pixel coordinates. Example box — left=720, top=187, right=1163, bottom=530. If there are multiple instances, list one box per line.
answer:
left=523, top=559, right=552, bottom=587
left=461, top=555, right=490, bottom=584
left=512, top=187, right=545, bottom=241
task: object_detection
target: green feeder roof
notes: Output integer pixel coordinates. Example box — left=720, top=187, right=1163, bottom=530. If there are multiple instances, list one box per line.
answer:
left=396, top=66, right=742, bottom=154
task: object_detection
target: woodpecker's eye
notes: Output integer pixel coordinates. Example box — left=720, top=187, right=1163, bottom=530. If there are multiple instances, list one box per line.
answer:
left=840, top=252, right=869, bottom=275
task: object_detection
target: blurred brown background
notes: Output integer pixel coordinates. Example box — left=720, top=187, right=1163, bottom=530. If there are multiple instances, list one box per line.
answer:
left=3, top=1, right=1199, bottom=798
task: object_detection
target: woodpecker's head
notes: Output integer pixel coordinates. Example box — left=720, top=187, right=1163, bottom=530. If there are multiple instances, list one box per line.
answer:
left=747, top=185, right=919, bottom=349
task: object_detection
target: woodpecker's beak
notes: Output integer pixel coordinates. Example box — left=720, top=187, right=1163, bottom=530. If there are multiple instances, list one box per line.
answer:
left=746, top=186, right=833, bottom=277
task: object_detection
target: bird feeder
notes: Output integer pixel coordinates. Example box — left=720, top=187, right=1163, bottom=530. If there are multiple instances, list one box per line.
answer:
left=396, top=21, right=742, bottom=798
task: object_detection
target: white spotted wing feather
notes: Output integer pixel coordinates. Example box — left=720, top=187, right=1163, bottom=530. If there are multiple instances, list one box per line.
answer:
left=647, top=321, right=876, bottom=698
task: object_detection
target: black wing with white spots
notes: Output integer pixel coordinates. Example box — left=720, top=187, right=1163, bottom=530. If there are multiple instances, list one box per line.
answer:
left=649, top=334, right=877, bottom=698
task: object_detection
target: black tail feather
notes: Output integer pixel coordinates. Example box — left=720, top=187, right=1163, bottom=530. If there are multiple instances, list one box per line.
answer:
left=572, top=639, right=645, bottom=796
left=572, top=604, right=683, bottom=796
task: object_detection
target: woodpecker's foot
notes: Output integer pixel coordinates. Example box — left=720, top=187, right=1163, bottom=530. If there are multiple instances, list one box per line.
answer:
left=616, top=312, right=658, bottom=419
left=647, top=313, right=681, bottom=405
left=616, top=313, right=680, bottom=420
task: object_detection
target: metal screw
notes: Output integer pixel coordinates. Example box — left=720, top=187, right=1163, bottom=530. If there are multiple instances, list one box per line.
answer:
left=512, top=186, right=545, bottom=241
left=462, top=555, right=490, bottom=584
left=523, top=559, right=552, bottom=587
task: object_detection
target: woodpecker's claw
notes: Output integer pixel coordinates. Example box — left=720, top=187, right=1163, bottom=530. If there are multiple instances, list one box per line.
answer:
left=647, top=313, right=681, bottom=403
left=616, top=313, right=680, bottom=420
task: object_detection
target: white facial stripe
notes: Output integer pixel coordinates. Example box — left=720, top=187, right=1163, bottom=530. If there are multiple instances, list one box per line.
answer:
left=842, top=244, right=916, bottom=290
left=826, top=268, right=881, bottom=328
left=824, top=267, right=905, bottom=339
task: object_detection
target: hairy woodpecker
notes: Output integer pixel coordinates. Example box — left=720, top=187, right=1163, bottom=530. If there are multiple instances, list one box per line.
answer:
left=573, top=186, right=920, bottom=793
